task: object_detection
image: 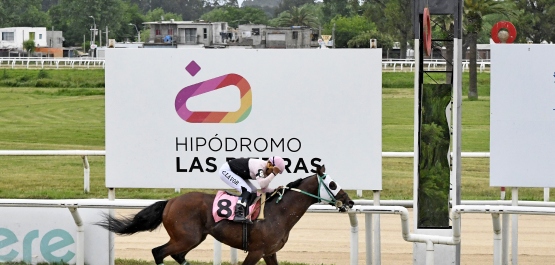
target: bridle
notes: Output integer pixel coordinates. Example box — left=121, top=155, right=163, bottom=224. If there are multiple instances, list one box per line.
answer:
left=275, top=173, right=347, bottom=211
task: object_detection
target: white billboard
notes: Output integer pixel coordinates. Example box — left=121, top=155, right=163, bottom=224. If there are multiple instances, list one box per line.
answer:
left=0, top=208, right=109, bottom=264
left=490, top=44, right=555, bottom=187
left=106, top=49, right=382, bottom=190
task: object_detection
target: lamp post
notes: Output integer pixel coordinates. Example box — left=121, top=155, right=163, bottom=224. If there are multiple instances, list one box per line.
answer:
left=89, top=16, right=97, bottom=46
left=128, top=23, right=141, bottom=43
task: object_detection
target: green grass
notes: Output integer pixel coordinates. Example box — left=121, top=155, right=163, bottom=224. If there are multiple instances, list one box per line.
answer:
left=0, top=69, right=105, bottom=88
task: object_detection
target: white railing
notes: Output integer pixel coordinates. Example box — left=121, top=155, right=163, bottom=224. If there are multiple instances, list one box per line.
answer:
left=0, top=150, right=491, bottom=194
left=381, top=59, right=490, bottom=73
left=0, top=57, right=105, bottom=69
left=0, top=57, right=491, bottom=72
left=1, top=199, right=555, bottom=265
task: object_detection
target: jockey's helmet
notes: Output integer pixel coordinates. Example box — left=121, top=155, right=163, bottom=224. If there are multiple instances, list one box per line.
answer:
left=269, top=156, right=286, bottom=174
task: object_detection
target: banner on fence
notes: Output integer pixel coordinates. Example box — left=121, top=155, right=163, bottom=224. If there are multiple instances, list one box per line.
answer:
left=105, top=49, right=382, bottom=190
left=491, top=44, right=555, bottom=187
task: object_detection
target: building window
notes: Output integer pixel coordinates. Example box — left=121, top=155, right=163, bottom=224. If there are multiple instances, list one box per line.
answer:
left=203, top=28, right=207, bottom=39
left=292, top=31, right=298, bottom=39
left=185, top=28, right=197, bottom=43
left=1, top=32, right=14, bottom=41
left=29, top=32, right=35, bottom=40
left=39, top=34, right=43, bottom=39
left=168, top=28, right=173, bottom=35
left=156, top=29, right=161, bottom=35
left=252, top=28, right=260, bottom=35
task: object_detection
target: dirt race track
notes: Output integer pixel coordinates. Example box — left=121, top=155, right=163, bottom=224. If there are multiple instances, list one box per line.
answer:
left=115, top=209, right=555, bottom=265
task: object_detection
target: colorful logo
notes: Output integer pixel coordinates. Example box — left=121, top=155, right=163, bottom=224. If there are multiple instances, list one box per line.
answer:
left=175, top=61, right=252, bottom=123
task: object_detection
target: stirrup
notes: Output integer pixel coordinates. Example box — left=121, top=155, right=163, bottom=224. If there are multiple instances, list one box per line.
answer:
left=234, top=204, right=252, bottom=224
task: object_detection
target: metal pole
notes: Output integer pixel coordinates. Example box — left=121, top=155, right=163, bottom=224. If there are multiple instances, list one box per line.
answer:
left=89, top=16, right=96, bottom=45
left=492, top=213, right=502, bottom=265
left=511, top=188, right=518, bottom=265
left=502, top=212, right=509, bottom=265
left=213, top=240, right=221, bottom=265
left=108, top=188, right=116, bottom=265
left=373, top=190, right=381, bottom=265
left=82, top=156, right=90, bottom=193
left=365, top=213, right=373, bottom=265
left=68, top=207, right=84, bottom=265
left=349, top=213, right=359, bottom=265
left=332, top=23, right=336, bottom=48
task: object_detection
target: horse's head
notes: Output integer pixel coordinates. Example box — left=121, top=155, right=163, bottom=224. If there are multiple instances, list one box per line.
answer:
left=314, top=165, right=355, bottom=212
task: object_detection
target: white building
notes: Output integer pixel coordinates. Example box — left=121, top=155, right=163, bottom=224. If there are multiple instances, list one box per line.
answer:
left=0, top=27, right=48, bottom=50
left=143, top=20, right=229, bottom=48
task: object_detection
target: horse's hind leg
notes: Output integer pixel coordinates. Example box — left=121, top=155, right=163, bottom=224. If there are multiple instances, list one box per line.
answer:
left=263, top=253, right=278, bottom=265
left=242, top=250, right=264, bottom=265
left=170, top=252, right=185, bottom=264
left=152, top=235, right=208, bottom=265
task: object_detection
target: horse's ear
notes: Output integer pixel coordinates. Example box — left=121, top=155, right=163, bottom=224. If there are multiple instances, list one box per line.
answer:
left=316, top=164, right=325, bottom=175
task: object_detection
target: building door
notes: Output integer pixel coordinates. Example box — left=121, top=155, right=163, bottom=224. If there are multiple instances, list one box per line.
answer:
left=179, top=29, right=197, bottom=44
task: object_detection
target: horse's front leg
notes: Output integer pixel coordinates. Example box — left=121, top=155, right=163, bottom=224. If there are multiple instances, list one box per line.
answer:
left=242, top=250, right=264, bottom=265
left=262, top=253, right=278, bottom=265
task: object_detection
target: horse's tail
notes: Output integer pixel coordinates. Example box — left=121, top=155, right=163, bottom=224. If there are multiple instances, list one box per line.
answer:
left=97, top=200, right=168, bottom=235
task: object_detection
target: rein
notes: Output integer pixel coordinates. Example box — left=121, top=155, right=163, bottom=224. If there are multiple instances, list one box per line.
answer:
left=275, top=174, right=339, bottom=206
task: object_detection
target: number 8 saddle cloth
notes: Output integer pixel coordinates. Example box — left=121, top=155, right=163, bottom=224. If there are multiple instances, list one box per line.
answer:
left=212, top=190, right=264, bottom=223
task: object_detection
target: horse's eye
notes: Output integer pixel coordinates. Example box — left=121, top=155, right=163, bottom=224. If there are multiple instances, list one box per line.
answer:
left=328, top=181, right=337, bottom=190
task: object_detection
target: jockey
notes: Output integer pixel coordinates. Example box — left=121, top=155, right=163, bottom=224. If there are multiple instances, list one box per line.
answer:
left=218, top=156, right=286, bottom=223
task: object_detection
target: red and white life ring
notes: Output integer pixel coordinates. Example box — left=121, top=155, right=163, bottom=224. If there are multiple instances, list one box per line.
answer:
left=491, top=21, right=517, bottom=43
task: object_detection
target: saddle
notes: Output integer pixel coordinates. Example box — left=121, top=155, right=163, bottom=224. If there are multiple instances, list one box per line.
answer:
left=212, top=191, right=266, bottom=223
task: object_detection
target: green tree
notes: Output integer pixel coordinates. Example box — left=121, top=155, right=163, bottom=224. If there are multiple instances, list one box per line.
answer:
left=321, top=0, right=355, bottom=22
left=513, top=0, right=555, bottom=43
left=119, top=1, right=146, bottom=42
left=326, top=15, right=376, bottom=48
left=23, top=39, right=36, bottom=54
left=274, top=0, right=314, bottom=16
left=201, top=6, right=269, bottom=28
left=48, top=0, right=128, bottom=46
left=49, top=0, right=126, bottom=46
left=276, top=5, right=318, bottom=28
left=464, top=0, right=516, bottom=100
left=347, top=30, right=394, bottom=49
left=160, top=0, right=207, bottom=20
left=362, top=0, right=412, bottom=58
left=144, top=7, right=183, bottom=22
left=0, top=0, right=50, bottom=27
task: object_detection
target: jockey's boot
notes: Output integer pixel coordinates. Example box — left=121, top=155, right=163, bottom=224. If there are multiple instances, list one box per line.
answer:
left=234, top=188, right=253, bottom=224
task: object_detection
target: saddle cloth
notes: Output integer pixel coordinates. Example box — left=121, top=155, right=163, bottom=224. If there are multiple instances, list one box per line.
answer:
left=212, top=191, right=262, bottom=223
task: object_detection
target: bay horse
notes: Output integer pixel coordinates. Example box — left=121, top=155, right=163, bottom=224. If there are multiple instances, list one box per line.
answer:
left=97, top=165, right=354, bottom=265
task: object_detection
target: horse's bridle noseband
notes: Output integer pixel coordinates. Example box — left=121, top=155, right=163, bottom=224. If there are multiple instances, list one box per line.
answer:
left=276, top=174, right=347, bottom=211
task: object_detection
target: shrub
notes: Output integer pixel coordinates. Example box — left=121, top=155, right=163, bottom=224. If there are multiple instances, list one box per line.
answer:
left=35, top=79, right=63, bottom=88
left=37, top=70, right=50, bottom=79
left=18, top=75, right=30, bottom=82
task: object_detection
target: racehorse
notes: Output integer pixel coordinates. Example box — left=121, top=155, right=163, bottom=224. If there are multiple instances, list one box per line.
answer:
left=97, top=165, right=354, bottom=265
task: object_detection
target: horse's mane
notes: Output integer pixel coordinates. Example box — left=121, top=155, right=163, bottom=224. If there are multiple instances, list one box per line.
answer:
left=285, top=174, right=316, bottom=189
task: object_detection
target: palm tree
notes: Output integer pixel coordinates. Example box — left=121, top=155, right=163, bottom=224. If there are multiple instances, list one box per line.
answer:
left=277, top=5, right=319, bottom=28
left=464, top=0, right=516, bottom=100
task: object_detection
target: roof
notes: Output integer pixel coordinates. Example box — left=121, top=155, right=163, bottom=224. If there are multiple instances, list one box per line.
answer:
left=142, top=20, right=225, bottom=26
